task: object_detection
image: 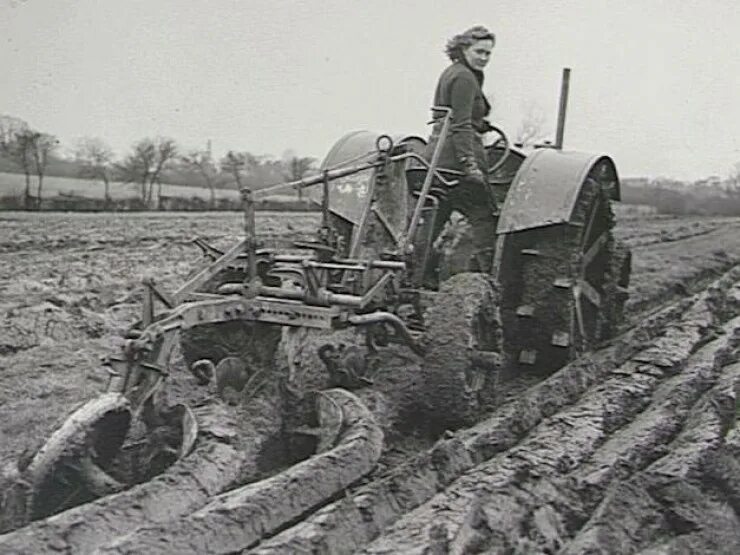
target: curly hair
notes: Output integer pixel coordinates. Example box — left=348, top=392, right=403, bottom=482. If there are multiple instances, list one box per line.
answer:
left=445, top=25, right=495, bottom=62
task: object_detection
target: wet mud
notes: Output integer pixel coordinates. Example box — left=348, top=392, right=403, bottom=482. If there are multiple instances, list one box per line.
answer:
left=2, top=213, right=740, bottom=553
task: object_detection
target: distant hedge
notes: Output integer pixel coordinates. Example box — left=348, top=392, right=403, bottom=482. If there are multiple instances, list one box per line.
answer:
left=621, top=184, right=740, bottom=216
left=0, top=193, right=319, bottom=212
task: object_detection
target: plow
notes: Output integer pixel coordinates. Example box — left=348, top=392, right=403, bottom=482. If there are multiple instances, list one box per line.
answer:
left=1, top=101, right=636, bottom=550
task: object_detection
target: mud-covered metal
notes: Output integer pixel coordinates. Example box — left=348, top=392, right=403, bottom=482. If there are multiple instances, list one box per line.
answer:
left=496, top=148, right=620, bottom=234
left=312, top=130, right=425, bottom=225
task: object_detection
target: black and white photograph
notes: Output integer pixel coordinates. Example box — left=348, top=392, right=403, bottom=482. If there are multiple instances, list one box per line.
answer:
left=1, top=1, right=739, bottom=553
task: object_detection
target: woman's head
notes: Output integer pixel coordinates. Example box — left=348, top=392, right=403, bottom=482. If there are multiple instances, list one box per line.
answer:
left=445, top=25, right=495, bottom=70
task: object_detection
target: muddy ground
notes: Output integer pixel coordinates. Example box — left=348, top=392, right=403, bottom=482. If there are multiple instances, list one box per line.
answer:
left=1, top=210, right=740, bottom=553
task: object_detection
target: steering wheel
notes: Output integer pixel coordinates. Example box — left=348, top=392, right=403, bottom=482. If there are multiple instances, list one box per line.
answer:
left=485, top=124, right=511, bottom=177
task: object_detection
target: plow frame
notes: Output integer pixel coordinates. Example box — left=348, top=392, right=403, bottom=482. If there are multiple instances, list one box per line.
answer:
left=105, top=110, right=460, bottom=408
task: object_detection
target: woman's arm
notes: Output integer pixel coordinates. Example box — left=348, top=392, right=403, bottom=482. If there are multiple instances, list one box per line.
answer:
left=448, top=71, right=485, bottom=183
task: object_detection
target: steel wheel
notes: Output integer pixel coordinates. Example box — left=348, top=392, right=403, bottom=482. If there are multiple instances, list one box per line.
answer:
left=495, top=169, right=622, bottom=372
left=421, top=272, right=502, bottom=430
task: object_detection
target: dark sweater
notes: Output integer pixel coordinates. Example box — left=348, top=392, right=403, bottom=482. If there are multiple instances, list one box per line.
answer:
left=425, top=60, right=491, bottom=172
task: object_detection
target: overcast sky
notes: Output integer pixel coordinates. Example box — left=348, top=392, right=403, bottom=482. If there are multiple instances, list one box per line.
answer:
left=2, top=0, right=739, bottom=180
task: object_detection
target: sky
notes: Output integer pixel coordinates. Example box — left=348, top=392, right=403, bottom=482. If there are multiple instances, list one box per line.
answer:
left=2, top=0, right=739, bottom=181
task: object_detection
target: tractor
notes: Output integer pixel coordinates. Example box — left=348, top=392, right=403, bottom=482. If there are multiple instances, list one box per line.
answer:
left=0, top=82, right=630, bottom=530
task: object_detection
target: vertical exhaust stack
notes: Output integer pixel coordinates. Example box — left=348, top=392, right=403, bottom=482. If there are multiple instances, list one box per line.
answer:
left=555, top=67, right=571, bottom=150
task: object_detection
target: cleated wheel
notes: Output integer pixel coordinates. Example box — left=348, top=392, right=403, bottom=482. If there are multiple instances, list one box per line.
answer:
left=421, top=272, right=502, bottom=430
left=495, top=154, right=626, bottom=373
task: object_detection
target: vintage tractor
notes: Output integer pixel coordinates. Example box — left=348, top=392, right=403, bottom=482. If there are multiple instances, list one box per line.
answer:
left=1, top=101, right=630, bottom=530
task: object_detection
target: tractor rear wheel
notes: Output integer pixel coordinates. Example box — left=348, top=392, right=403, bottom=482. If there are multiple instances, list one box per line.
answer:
left=421, top=272, right=502, bottom=430
left=495, top=172, right=624, bottom=373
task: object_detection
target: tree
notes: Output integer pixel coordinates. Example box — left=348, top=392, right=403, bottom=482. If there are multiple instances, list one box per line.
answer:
left=0, top=115, right=28, bottom=149
left=182, top=150, right=218, bottom=208
left=220, top=151, right=245, bottom=189
left=726, top=161, right=740, bottom=199
left=282, top=149, right=316, bottom=201
left=117, top=137, right=178, bottom=207
left=515, top=101, right=549, bottom=148
left=0, top=116, right=34, bottom=207
left=30, top=132, right=58, bottom=207
left=75, top=137, right=115, bottom=207
left=220, top=151, right=260, bottom=189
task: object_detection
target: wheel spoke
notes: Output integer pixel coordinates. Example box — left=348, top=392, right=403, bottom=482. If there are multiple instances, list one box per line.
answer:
left=582, top=231, right=609, bottom=268
left=580, top=179, right=601, bottom=248
left=572, top=286, right=587, bottom=339
left=578, top=278, right=602, bottom=307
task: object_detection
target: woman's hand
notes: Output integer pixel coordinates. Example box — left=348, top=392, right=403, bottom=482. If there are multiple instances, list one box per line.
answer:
left=474, top=119, right=496, bottom=134
left=460, top=156, right=487, bottom=186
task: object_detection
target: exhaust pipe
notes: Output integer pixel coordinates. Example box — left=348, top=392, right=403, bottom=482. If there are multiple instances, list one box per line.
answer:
left=555, top=67, right=571, bottom=150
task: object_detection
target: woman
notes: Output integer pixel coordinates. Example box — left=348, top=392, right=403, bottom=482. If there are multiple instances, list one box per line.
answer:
left=423, top=25, right=498, bottom=283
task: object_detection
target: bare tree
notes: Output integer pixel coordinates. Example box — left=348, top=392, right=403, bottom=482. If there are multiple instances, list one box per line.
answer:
left=75, top=137, right=115, bottom=207
left=0, top=115, right=28, bottom=148
left=282, top=149, right=316, bottom=201
left=30, top=132, right=58, bottom=207
left=220, top=151, right=245, bottom=189
left=117, top=137, right=178, bottom=207
left=515, top=101, right=549, bottom=148
left=726, top=161, right=740, bottom=197
left=117, top=139, right=155, bottom=202
left=182, top=150, right=218, bottom=208
left=220, top=150, right=261, bottom=189
left=0, top=116, right=34, bottom=207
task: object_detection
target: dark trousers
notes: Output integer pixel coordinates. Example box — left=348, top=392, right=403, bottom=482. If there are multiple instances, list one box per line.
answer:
left=424, top=178, right=498, bottom=284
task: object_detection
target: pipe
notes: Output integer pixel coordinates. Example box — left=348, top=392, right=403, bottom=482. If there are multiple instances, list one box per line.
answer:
left=273, top=254, right=405, bottom=271
left=399, top=106, right=453, bottom=252
left=247, top=158, right=380, bottom=198
left=555, top=67, right=571, bottom=150
left=219, top=283, right=367, bottom=308
left=347, top=312, right=423, bottom=355
left=242, top=185, right=257, bottom=280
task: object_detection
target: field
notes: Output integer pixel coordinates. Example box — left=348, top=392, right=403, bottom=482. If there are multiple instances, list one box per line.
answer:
left=0, top=171, right=241, bottom=202
left=1, top=210, right=740, bottom=553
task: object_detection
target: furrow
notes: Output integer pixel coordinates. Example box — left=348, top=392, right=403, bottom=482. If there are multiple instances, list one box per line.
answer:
left=249, top=272, right=738, bottom=554
left=565, top=359, right=740, bottom=554
left=0, top=403, right=249, bottom=554
left=98, top=389, right=383, bottom=554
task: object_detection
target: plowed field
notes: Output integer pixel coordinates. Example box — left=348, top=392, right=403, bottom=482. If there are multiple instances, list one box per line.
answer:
left=1, top=210, right=740, bottom=554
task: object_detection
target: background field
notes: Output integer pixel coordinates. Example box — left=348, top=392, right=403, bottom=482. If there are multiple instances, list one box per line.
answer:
left=0, top=171, right=241, bottom=202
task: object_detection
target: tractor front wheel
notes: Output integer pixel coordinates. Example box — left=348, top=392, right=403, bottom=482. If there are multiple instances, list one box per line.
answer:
left=421, top=272, right=502, bottom=431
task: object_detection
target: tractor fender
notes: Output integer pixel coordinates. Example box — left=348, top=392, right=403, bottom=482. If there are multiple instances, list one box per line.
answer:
left=496, top=148, right=620, bottom=234
left=314, top=130, right=425, bottom=225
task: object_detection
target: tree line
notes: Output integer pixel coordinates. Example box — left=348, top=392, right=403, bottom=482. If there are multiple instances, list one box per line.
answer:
left=621, top=173, right=740, bottom=217
left=0, top=114, right=316, bottom=210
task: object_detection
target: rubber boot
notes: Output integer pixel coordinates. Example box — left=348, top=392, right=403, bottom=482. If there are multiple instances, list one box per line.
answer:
left=422, top=248, right=442, bottom=290
left=473, top=247, right=495, bottom=274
